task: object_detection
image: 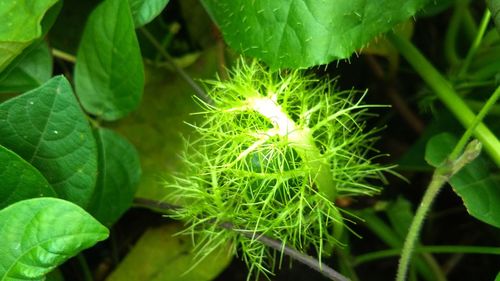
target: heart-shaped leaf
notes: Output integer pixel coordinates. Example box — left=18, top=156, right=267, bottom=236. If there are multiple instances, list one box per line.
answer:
left=201, top=0, right=432, bottom=68
left=0, top=76, right=98, bottom=208
left=0, top=198, right=109, bottom=280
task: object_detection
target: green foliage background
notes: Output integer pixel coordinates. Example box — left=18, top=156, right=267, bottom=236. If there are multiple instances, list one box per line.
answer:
left=0, top=0, right=499, bottom=280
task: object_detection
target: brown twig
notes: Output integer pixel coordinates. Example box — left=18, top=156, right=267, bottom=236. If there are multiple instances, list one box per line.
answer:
left=133, top=197, right=350, bottom=281
left=212, top=26, right=229, bottom=80
left=364, top=55, right=425, bottom=134
left=139, top=27, right=213, bottom=105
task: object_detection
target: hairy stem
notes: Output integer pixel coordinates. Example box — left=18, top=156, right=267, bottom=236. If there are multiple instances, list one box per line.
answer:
left=395, top=171, right=447, bottom=281
left=359, top=210, right=445, bottom=281
left=388, top=33, right=500, bottom=166
left=390, top=31, right=499, bottom=281
left=395, top=140, right=482, bottom=281
left=395, top=74, right=500, bottom=280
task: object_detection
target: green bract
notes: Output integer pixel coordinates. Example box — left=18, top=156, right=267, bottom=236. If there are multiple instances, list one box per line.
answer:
left=167, top=60, right=391, bottom=278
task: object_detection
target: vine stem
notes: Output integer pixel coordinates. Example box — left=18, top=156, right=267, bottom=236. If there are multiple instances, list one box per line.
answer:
left=395, top=140, right=482, bottom=281
left=457, top=9, right=491, bottom=77
left=51, top=48, right=77, bottom=63
left=133, top=198, right=349, bottom=281
left=359, top=210, right=446, bottom=281
left=354, top=245, right=500, bottom=266
left=394, top=82, right=500, bottom=281
left=387, top=33, right=500, bottom=167
left=394, top=176, right=440, bottom=280
left=450, top=85, right=500, bottom=160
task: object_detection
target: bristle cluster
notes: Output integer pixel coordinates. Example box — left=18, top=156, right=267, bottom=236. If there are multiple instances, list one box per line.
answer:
left=167, top=59, right=391, bottom=279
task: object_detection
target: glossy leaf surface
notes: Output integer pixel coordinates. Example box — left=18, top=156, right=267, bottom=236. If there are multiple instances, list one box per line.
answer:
left=128, top=0, right=170, bottom=27
left=0, top=144, right=56, bottom=208
left=0, top=0, right=58, bottom=72
left=0, top=42, right=53, bottom=93
left=0, top=76, right=97, bottom=207
left=0, top=198, right=108, bottom=279
left=75, top=0, right=144, bottom=121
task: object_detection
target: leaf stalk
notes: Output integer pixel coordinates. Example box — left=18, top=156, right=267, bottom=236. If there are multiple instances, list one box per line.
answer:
left=387, top=33, right=500, bottom=167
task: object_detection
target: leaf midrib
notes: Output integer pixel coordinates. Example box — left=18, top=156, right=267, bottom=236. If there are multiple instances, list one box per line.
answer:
left=27, top=82, right=59, bottom=163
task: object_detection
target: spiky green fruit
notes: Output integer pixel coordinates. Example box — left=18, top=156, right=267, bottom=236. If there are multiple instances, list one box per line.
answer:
left=167, top=59, right=391, bottom=279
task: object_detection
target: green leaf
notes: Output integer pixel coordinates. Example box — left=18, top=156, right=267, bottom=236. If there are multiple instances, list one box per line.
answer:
left=0, top=197, right=109, bottom=280
left=0, top=0, right=59, bottom=73
left=0, top=76, right=98, bottom=208
left=0, top=42, right=53, bottom=93
left=0, top=0, right=60, bottom=87
left=105, top=223, right=232, bottom=281
left=425, top=133, right=500, bottom=228
left=201, top=0, right=432, bottom=68
left=417, top=0, right=455, bottom=17
left=398, top=111, right=463, bottom=171
left=75, top=0, right=145, bottom=121
left=128, top=0, right=170, bottom=27
left=0, top=144, right=56, bottom=208
left=88, top=128, right=141, bottom=226
left=425, top=133, right=456, bottom=167
left=39, top=0, right=63, bottom=36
